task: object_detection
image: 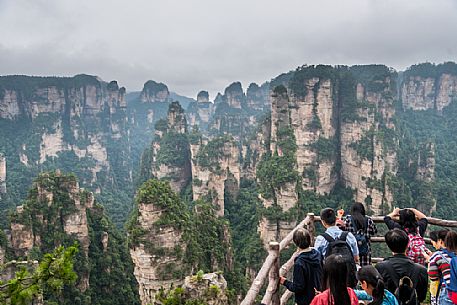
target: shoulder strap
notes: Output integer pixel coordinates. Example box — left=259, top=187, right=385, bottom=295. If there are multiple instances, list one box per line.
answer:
left=383, top=263, right=400, bottom=288
left=339, top=231, right=349, bottom=241
left=322, top=233, right=335, bottom=243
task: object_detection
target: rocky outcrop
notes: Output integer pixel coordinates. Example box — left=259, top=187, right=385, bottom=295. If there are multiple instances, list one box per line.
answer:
left=147, top=102, right=192, bottom=193
left=187, top=90, right=214, bottom=129
left=0, top=153, right=5, bottom=197
left=0, top=75, right=126, bottom=120
left=179, top=272, right=229, bottom=305
left=401, top=63, right=457, bottom=111
left=140, top=80, right=169, bottom=103
left=247, top=83, right=268, bottom=111
left=128, top=180, right=187, bottom=305
left=10, top=172, right=93, bottom=290
left=191, top=136, right=240, bottom=216
left=340, top=71, right=397, bottom=215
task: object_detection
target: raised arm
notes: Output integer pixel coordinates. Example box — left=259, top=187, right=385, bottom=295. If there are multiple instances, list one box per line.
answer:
left=410, top=208, right=427, bottom=220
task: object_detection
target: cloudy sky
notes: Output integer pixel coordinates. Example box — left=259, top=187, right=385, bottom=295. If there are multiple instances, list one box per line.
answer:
left=1, top=0, right=456, bottom=98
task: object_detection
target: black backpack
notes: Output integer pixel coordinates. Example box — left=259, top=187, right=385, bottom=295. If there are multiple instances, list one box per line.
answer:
left=384, top=264, right=419, bottom=305
left=351, top=216, right=370, bottom=256
left=322, top=232, right=358, bottom=288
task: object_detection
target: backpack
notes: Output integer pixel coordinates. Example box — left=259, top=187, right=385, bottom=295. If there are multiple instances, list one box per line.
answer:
left=322, top=232, right=357, bottom=287
left=442, top=249, right=457, bottom=304
left=406, top=229, right=427, bottom=265
left=384, top=263, right=419, bottom=305
left=350, top=216, right=370, bottom=256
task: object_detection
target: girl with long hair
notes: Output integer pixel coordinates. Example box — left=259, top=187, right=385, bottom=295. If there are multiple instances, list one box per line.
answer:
left=428, top=229, right=451, bottom=305
left=342, top=202, right=377, bottom=265
left=310, top=254, right=358, bottom=305
left=354, top=265, right=398, bottom=305
left=384, top=207, right=431, bottom=265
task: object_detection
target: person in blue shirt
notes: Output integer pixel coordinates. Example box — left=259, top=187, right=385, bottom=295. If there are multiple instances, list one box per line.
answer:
left=314, top=208, right=359, bottom=287
left=314, top=208, right=359, bottom=261
left=355, top=265, right=398, bottom=305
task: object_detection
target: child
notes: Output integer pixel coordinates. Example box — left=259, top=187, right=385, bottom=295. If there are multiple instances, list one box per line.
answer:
left=310, top=254, right=359, bottom=305
left=280, top=228, right=323, bottom=305
left=354, top=265, right=398, bottom=305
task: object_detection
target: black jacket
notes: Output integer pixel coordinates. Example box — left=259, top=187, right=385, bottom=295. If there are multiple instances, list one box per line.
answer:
left=375, top=254, right=428, bottom=302
left=284, top=249, right=323, bottom=305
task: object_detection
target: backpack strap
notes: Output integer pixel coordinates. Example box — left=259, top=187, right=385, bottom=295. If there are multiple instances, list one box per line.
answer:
left=322, top=233, right=335, bottom=243
left=383, top=263, right=400, bottom=288
left=339, top=231, right=349, bottom=241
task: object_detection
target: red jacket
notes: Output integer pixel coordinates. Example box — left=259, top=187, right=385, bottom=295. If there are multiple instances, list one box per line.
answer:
left=310, top=288, right=359, bottom=305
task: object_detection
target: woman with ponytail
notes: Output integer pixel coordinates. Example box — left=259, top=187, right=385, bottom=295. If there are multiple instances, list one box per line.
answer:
left=310, top=254, right=359, bottom=305
left=355, top=266, right=398, bottom=305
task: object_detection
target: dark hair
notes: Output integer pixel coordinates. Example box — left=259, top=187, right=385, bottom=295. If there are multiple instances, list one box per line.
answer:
left=293, top=228, right=311, bottom=249
left=321, top=208, right=336, bottom=226
left=357, top=266, right=385, bottom=305
left=385, top=229, right=409, bottom=254
left=351, top=202, right=367, bottom=231
left=399, top=209, right=418, bottom=233
left=445, top=231, right=457, bottom=252
left=430, top=229, right=450, bottom=243
left=323, top=255, right=351, bottom=305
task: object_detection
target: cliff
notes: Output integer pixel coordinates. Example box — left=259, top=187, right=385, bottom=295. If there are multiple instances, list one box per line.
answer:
left=148, top=102, right=192, bottom=193
left=208, top=82, right=269, bottom=140
left=0, top=153, right=5, bottom=197
left=191, top=136, right=240, bottom=216
left=128, top=179, right=233, bottom=305
left=187, top=90, right=214, bottom=129
left=140, top=80, right=170, bottom=103
left=155, top=272, right=230, bottom=305
left=402, top=62, right=457, bottom=111
left=0, top=74, right=132, bottom=226
left=6, top=171, right=140, bottom=305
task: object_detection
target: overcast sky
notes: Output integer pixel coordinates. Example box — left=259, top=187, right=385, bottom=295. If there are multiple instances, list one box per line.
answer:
left=1, top=0, right=456, bottom=98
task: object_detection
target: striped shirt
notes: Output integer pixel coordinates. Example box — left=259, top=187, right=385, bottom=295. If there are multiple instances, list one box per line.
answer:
left=428, top=249, right=451, bottom=288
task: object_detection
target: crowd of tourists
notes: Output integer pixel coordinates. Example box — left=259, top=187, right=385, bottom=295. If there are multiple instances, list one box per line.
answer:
left=275, top=204, right=457, bottom=305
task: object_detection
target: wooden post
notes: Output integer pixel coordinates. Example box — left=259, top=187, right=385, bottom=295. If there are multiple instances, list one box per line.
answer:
left=240, top=252, right=278, bottom=305
left=280, top=290, right=293, bottom=305
left=261, top=242, right=280, bottom=305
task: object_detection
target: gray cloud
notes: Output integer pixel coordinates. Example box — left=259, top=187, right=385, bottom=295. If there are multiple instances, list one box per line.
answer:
left=1, top=0, right=456, bottom=98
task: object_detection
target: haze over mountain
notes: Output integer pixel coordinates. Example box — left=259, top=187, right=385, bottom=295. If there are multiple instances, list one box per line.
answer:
left=1, top=0, right=457, bottom=96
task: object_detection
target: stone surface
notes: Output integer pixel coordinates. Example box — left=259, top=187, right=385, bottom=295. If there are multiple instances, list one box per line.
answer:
left=0, top=154, right=6, bottom=196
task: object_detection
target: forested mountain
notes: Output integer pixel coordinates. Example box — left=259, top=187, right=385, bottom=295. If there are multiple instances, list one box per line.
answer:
left=1, top=62, right=457, bottom=304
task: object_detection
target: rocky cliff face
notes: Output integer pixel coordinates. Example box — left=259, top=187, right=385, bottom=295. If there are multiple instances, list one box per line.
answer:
left=140, top=80, right=170, bottom=103
left=128, top=180, right=188, bottom=305
left=9, top=172, right=93, bottom=291
left=340, top=68, right=397, bottom=215
left=191, top=136, right=240, bottom=216
left=187, top=90, right=214, bottom=129
left=6, top=171, right=140, bottom=304
left=0, top=153, right=5, bottom=197
left=0, top=75, right=135, bottom=226
left=148, top=102, right=192, bottom=193
left=401, top=63, right=457, bottom=111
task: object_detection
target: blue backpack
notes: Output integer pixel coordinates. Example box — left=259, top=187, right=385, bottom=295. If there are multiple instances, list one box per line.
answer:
left=350, top=216, right=369, bottom=256
left=442, top=249, right=457, bottom=304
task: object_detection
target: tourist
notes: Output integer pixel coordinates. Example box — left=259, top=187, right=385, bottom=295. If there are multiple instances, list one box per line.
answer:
left=384, top=208, right=431, bottom=265
left=314, top=208, right=359, bottom=287
left=310, top=254, right=359, bottom=305
left=342, top=202, right=378, bottom=266
left=354, top=265, right=398, bottom=305
left=375, top=229, right=428, bottom=304
left=428, top=229, right=451, bottom=305
left=280, top=228, right=323, bottom=305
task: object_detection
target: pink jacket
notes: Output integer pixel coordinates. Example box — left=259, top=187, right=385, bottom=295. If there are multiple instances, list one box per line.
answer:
left=310, top=288, right=359, bottom=305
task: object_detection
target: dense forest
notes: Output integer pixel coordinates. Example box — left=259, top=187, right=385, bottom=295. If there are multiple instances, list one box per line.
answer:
left=1, top=62, right=457, bottom=304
